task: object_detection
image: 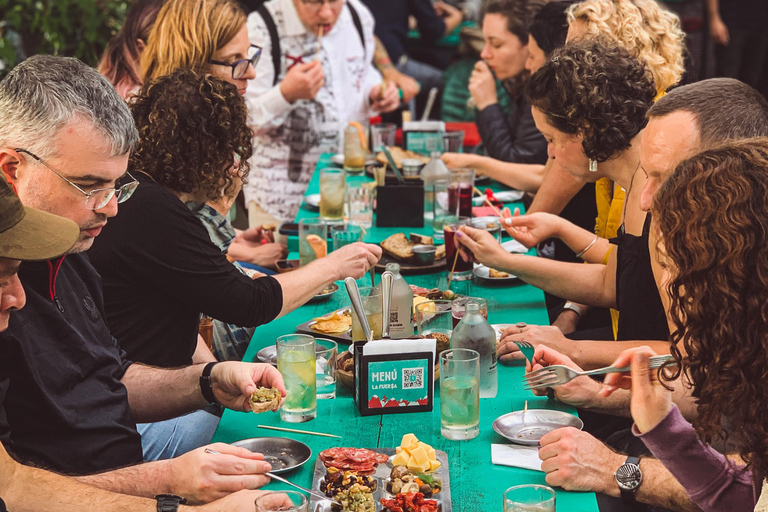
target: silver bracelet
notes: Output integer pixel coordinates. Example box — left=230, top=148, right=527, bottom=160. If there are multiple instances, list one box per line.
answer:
left=575, top=235, right=599, bottom=259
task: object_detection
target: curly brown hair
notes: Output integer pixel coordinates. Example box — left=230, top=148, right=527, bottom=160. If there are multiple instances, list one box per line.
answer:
left=525, top=38, right=656, bottom=162
left=653, top=138, right=768, bottom=478
left=129, top=69, right=252, bottom=201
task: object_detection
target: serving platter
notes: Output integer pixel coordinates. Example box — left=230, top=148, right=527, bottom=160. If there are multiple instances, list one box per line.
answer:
left=375, top=250, right=447, bottom=276
left=296, top=307, right=353, bottom=344
left=231, top=437, right=312, bottom=474
left=309, top=448, right=452, bottom=512
left=493, top=410, right=584, bottom=446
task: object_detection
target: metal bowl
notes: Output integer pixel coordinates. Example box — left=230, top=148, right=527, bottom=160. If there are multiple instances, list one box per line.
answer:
left=493, top=410, right=584, bottom=445
left=412, top=244, right=437, bottom=265
left=231, top=437, right=312, bottom=473
left=401, top=158, right=424, bottom=176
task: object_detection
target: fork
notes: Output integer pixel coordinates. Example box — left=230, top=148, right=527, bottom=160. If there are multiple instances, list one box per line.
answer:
left=523, top=354, right=677, bottom=390
left=514, top=341, right=535, bottom=362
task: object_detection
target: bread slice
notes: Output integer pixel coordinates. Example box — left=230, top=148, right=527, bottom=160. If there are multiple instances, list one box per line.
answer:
left=410, top=233, right=434, bottom=245
left=249, top=387, right=281, bottom=413
left=489, top=268, right=510, bottom=278
left=381, top=233, right=414, bottom=261
left=376, top=147, right=430, bottom=168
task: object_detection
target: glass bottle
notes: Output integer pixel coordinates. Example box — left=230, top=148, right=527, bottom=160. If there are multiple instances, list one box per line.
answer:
left=421, top=151, right=451, bottom=217
left=382, top=263, right=414, bottom=339
left=450, top=300, right=497, bottom=398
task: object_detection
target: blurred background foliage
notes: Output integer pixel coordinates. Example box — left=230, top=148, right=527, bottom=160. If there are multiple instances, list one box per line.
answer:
left=0, top=0, right=129, bottom=77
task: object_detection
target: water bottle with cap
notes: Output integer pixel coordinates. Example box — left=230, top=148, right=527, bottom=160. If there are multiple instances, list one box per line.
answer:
left=379, top=263, right=414, bottom=339
left=421, top=152, right=450, bottom=217
left=451, top=299, right=498, bottom=398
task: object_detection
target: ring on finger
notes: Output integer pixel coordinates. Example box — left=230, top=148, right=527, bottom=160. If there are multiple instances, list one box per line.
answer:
left=516, top=322, right=527, bottom=333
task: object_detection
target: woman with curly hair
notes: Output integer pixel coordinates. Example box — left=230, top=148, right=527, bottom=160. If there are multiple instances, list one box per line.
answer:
left=98, top=0, right=165, bottom=99
left=455, top=38, right=663, bottom=354
left=601, top=139, right=768, bottom=511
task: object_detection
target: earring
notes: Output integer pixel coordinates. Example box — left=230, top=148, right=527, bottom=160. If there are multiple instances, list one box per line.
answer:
left=589, top=159, right=598, bottom=173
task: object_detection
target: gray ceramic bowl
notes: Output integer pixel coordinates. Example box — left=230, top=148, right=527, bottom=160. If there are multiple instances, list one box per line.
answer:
left=412, top=244, right=437, bottom=265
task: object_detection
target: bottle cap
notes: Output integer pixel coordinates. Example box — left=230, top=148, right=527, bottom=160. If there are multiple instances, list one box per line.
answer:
left=385, top=262, right=401, bottom=273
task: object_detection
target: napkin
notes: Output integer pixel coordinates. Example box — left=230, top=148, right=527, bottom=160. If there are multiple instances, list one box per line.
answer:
left=491, top=443, right=544, bottom=472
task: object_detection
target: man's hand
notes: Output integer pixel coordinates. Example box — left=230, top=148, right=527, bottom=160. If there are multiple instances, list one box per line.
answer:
left=601, top=346, right=673, bottom=433
left=236, top=227, right=274, bottom=246
left=249, top=243, right=288, bottom=268
left=321, top=242, right=382, bottom=281
left=211, top=362, right=286, bottom=412
left=197, top=490, right=272, bottom=512
left=539, top=427, right=623, bottom=495
left=370, top=80, right=400, bottom=113
left=500, top=325, right=571, bottom=361
left=434, top=1, right=464, bottom=35
left=551, top=309, right=581, bottom=335
left=710, top=16, right=729, bottom=45
left=500, top=210, right=564, bottom=249
left=169, top=443, right=272, bottom=504
left=441, top=152, right=479, bottom=170
left=454, top=226, right=509, bottom=270
left=280, top=61, right=324, bottom=103
left=389, top=71, right=421, bottom=103
left=525, top=345, right=602, bottom=408
left=468, top=61, right=498, bottom=110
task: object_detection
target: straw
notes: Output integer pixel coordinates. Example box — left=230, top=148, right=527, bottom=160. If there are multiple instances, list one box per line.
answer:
left=316, top=26, right=324, bottom=56
left=257, top=424, right=342, bottom=438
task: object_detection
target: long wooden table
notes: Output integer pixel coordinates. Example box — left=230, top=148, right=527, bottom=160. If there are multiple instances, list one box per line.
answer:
left=213, top=155, right=599, bottom=511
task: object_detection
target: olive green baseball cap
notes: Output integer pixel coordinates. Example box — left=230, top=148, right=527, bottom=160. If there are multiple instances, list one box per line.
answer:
left=0, top=171, right=79, bottom=260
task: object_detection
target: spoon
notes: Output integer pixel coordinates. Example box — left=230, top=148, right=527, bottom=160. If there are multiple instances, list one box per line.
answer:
left=345, top=277, right=372, bottom=343
left=381, top=146, right=406, bottom=184
left=381, top=271, right=393, bottom=340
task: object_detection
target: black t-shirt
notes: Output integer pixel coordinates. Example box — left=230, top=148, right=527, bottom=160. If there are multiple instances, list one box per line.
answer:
left=720, top=0, right=768, bottom=30
left=362, top=0, right=446, bottom=63
left=0, top=255, right=143, bottom=475
left=88, top=173, right=283, bottom=368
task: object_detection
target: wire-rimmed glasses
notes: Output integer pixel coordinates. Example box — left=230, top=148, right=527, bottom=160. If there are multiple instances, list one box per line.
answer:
left=15, top=149, right=139, bottom=210
left=209, top=44, right=262, bottom=80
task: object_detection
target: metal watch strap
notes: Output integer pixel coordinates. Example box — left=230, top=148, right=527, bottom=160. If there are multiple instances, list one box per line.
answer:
left=155, top=494, right=186, bottom=512
left=618, top=456, right=642, bottom=504
left=199, top=362, right=220, bottom=405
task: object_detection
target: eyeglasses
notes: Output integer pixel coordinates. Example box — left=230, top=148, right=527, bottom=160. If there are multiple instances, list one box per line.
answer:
left=300, top=0, right=343, bottom=11
left=15, top=149, right=139, bottom=210
left=209, top=44, right=262, bottom=80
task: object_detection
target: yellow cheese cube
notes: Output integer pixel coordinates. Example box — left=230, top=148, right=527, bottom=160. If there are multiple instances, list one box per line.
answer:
left=396, top=447, right=403, bottom=454
left=392, top=451, right=410, bottom=467
left=407, top=457, right=430, bottom=474
left=401, top=433, right=419, bottom=451
left=410, top=446, right=429, bottom=466
left=428, top=459, right=441, bottom=471
left=427, top=447, right=436, bottom=460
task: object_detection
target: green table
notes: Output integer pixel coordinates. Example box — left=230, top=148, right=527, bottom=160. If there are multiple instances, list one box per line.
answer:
left=213, top=156, right=599, bottom=511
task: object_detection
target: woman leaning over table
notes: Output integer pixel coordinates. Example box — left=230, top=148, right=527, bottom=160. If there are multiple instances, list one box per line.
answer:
left=600, top=139, right=768, bottom=511
left=456, top=39, right=668, bottom=352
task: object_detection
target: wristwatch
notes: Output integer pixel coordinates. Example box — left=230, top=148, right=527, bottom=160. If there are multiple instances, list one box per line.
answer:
left=155, top=494, right=187, bottom=512
left=562, top=302, right=583, bottom=319
left=614, top=456, right=642, bottom=504
left=199, top=361, right=220, bottom=405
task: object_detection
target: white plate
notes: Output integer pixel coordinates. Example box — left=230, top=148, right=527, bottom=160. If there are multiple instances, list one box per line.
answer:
left=491, top=323, right=514, bottom=342
left=471, top=190, right=525, bottom=206
left=304, top=193, right=320, bottom=209
left=473, top=265, right=519, bottom=283
left=330, top=153, right=345, bottom=166
left=493, top=410, right=584, bottom=445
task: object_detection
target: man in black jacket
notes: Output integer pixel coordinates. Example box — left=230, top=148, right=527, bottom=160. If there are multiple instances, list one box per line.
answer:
left=0, top=55, right=285, bottom=503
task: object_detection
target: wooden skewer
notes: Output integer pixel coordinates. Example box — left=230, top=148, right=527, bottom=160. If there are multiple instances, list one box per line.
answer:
left=473, top=187, right=517, bottom=233
left=257, top=424, right=342, bottom=438
left=316, top=26, right=324, bottom=56
left=447, top=233, right=461, bottom=286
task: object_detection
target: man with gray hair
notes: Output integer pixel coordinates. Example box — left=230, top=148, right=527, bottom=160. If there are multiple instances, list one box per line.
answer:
left=0, top=55, right=282, bottom=505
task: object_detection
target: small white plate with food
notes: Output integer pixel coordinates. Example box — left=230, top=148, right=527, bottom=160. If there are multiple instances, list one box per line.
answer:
left=473, top=265, right=520, bottom=284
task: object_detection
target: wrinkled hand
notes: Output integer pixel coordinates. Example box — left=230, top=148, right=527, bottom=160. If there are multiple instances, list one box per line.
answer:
left=526, top=345, right=602, bottom=407
left=500, top=210, right=564, bottom=248
left=169, top=443, right=272, bottom=504
left=326, top=242, right=382, bottom=280
left=441, top=152, right=479, bottom=170
left=601, top=346, right=673, bottom=434
left=250, top=242, right=288, bottom=268
left=500, top=325, right=570, bottom=361
left=280, top=61, right=324, bottom=103
left=390, top=71, right=421, bottom=103
left=197, top=490, right=271, bottom=512
left=710, top=17, right=729, bottom=45
left=468, top=61, right=497, bottom=110
left=370, top=80, right=400, bottom=113
left=454, top=226, right=510, bottom=270
left=539, top=428, right=623, bottom=494
left=211, top=362, right=286, bottom=412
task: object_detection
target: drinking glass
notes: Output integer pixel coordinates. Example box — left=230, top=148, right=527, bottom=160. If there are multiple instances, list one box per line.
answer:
left=443, top=216, right=473, bottom=280
left=443, top=130, right=465, bottom=153
left=350, top=287, right=383, bottom=342
left=331, top=224, right=364, bottom=251
left=344, top=121, right=368, bottom=173
left=298, top=218, right=326, bottom=267
left=431, top=179, right=451, bottom=241
left=470, top=217, right=501, bottom=242
left=440, top=348, right=480, bottom=440
left=451, top=297, right=488, bottom=328
left=345, top=179, right=374, bottom=229
left=319, top=168, right=346, bottom=221
left=371, top=123, right=397, bottom=152
left=416, top=300, right=453, bottom=337
left=314, top=338, right=338, bottom=399
left=255, top=491, right=308, bottom=512
left=276, top=334, right=317, bottom=422
left=503, top=485, right=556, bottom=512
left=448, top=168, right=475, bottom=217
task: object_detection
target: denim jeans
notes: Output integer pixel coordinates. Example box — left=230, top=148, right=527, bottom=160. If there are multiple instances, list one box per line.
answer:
left=137, top=405, right=222, bottom=461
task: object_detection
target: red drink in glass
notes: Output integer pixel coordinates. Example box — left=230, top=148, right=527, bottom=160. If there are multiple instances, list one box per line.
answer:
left=448, top=183, right=473, bottom=217
left=444, top=224, right=474, bottom=278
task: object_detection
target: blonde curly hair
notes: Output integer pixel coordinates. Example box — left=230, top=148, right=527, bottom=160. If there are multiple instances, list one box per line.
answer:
left=568, top=0, right=685, bottom=92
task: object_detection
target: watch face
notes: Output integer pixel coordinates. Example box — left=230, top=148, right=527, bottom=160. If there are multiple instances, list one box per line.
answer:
left=615, top=463, right=642, bottom=491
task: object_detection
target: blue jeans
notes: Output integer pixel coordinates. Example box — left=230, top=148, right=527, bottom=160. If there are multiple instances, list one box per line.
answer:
left=398, top=58, right=445, bottom=118
left=137, top=405, right=222, bottom=461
